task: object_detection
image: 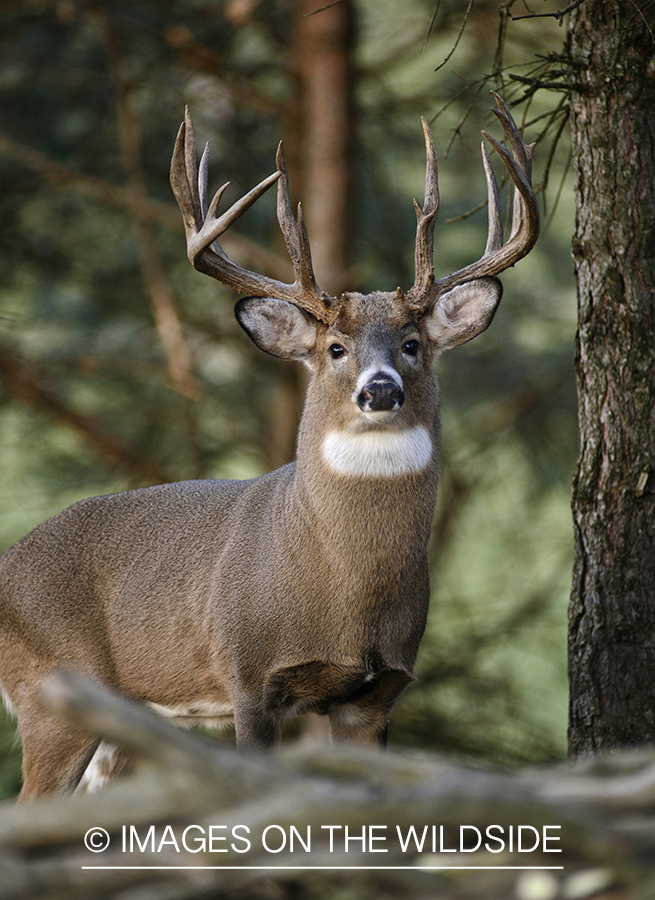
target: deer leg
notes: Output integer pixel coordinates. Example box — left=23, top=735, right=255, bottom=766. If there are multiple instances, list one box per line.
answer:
left=328, top=700, right=390, bottom=749
left=328, top=667, right=413, bottom=749
left=234, top=699, right=280, bottom=749
left=18, top=708, right=101, bottom=799
left=75, top=740, right=134, bottom=794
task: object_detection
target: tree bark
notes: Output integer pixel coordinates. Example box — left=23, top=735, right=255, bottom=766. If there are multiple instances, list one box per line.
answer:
left=568, top=0, right=655, bottom=754
left=264, top=0, right=354, bottom=470
left=294, top=0, right=353, bottom=294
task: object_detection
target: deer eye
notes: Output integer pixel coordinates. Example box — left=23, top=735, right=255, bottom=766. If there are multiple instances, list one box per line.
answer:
left=329, top=343, right=346, bottom=359
left=402, top=339, right=420, bottom=357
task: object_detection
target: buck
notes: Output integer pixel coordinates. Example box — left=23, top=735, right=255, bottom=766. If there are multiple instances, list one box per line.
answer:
left=0, top=94, right=538, bottom=798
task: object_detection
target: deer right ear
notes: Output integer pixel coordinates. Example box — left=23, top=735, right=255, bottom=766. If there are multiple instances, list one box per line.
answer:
left=236, top=297, right=318, bottom=362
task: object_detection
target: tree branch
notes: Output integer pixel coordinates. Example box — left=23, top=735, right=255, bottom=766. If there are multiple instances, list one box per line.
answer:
left=100, top=11, right=200, bottom=401
left=511, top=0, right=585, bottom=25
left=0, top=351, right=171, bottom=484
left=0, top=672, right=653, bottom=899
left=434, top=0, right=475, bottom=72
left=0, top=132, right=296, bottom=282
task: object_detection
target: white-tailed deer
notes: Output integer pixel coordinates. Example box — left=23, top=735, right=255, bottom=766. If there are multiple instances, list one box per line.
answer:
left=0, top=94, right=538, bottom=797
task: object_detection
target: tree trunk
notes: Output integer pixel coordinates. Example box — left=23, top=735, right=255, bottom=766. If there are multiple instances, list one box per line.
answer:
left=294, top=0, right=353, bottom=294
left=568, top=0, right=655, bottom=755
left=265, top=0, right=354, bottom=470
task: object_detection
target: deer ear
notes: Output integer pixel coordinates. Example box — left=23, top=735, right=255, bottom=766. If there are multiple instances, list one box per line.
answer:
left=236, top=297, right=318, bottom=361
left=425, top=277, right=502, bottom=351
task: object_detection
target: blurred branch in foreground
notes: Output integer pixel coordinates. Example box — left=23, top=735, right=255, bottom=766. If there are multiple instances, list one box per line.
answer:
left=0, top=672, right=652, bottom=900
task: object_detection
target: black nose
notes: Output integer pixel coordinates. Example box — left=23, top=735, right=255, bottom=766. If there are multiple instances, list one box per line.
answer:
left=358, top=377, right=405, bottom=412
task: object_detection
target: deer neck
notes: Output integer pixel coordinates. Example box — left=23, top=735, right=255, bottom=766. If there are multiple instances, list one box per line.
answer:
left=289, top=397, right=441, bottom=565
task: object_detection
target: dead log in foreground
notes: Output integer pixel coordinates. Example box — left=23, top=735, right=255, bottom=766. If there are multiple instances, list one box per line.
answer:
left=1, top=672, right=655, bottom=900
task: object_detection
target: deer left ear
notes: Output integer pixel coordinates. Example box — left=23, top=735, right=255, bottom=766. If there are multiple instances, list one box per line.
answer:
left=425, top=277, right=502, bottom=351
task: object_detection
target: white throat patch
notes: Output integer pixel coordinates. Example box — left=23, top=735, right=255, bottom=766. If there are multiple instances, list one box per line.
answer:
left=322, top=426, right=433, bottom=477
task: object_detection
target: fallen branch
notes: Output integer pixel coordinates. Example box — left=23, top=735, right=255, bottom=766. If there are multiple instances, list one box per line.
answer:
left=0, top=672, right=652, bottom=899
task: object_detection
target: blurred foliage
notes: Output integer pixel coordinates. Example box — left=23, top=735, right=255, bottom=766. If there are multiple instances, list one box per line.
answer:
left=0, top=0, right=577, bottom=797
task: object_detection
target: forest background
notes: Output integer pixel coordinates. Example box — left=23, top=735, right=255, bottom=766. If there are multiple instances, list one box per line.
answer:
left=0, top=0, right=577, bottom=798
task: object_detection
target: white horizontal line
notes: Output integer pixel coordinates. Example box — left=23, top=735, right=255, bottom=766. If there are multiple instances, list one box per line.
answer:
left=82, top=866, right=565, bottom=871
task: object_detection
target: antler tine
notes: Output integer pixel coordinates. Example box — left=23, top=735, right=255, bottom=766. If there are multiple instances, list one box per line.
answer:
left=272, top=144, right=340, bottom=323
left=405, top=117, right=440, bottom=305
left=479, top=125, right=538, bottom=245
left=275, top=147, right=317, bottom=293
left=481, top=142, right=503, bottom=255
left=198, top=140, right=210, bottom=222
left=406, top=94, right=539, bottom=315
left=170, top=111, right=199, bottom=237
left=274, top=141, right=300, bottom=258
left=170, top=109, right=340, bottom=323
left=488, top=91, right=535, bottom=241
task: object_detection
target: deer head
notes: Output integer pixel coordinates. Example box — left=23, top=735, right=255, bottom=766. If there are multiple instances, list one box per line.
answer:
left=170, top=95, right=538, bottom=485
left=170, top=93, right=538, bottom=356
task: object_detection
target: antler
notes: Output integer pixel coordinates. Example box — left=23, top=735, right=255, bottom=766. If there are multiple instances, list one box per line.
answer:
left=170, top=107, right=340, bottom=324
left=405, top=92, right=539, bottom=315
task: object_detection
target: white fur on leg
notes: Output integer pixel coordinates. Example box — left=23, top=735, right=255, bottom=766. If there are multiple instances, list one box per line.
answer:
left=76, top=740, right=120, bottom=794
